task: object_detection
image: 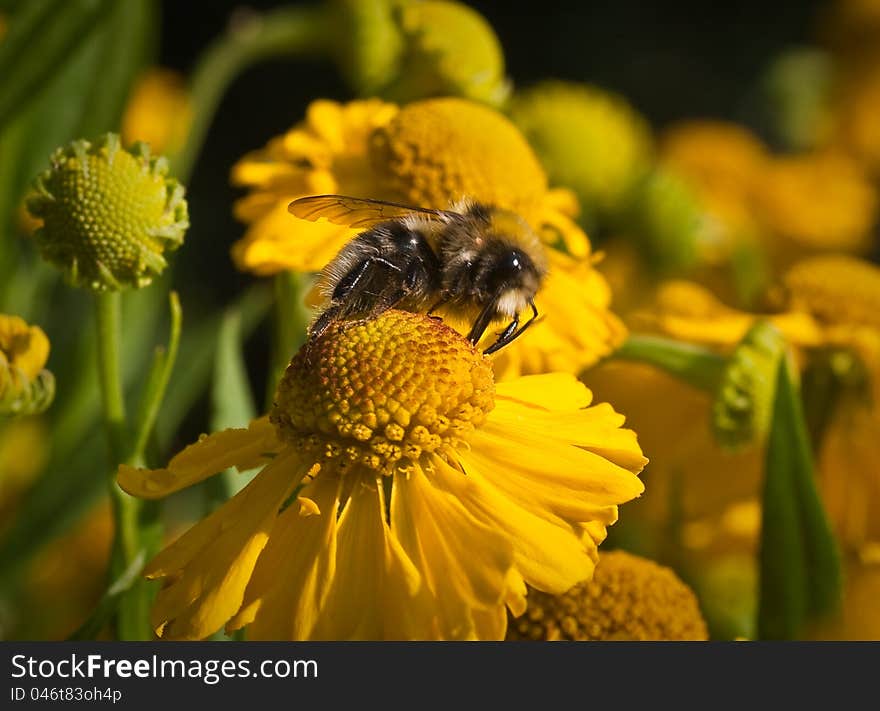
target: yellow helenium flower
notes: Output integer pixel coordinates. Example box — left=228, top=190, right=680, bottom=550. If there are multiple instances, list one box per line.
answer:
left=506, top=550, right=708, bottom=641
left=121, top=68, right=192, bottom=155
left=231, top=97, right=622, bottom=376
left=0, top=314, right=53, bottom=417
left=118, top=310, right=646, bottom=640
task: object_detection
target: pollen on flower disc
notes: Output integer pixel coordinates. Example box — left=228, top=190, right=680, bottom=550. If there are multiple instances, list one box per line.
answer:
left=271, top=310, right=495, bottom=474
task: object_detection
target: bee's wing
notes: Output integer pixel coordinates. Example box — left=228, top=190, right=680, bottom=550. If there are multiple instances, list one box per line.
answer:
left=288, top=194, right=458, bottom=229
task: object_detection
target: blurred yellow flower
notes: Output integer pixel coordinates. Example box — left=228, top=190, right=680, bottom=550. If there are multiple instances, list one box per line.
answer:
left=825, top=57, right=880, bottom=178
left=660, top=120, right=768, bottom=201
left=8, top=502, right=113, bottom=640
left=0, top=314, right=53, bottom=417
left=0, top=418, right=50, bottom=535
left=232, top=97, right=624, bottom=376
left=118, top=310, right=645, bottom=640
left=806, top=556, right=880, bottom=640
left=120, top=68, right=192, bottom=156
left=506, top=550, right=708, bottom=641
left=510, top=80, right=653, bottom=224
left=753, top=151, right=877, bottom=255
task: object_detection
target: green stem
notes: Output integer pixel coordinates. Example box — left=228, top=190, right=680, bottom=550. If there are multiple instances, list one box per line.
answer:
left=95, top=291, right=127, bottom=462
left=266, top=271, right=310, bottom=408
left=174, top=5, right=331, bottom=182
left=613, top=334, right=727, bottom=393
left=95, top=290, right=154, bottom=640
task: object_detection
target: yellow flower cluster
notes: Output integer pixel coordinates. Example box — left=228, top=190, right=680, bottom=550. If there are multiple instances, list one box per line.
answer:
left=0, top=315, right=53, bottom=417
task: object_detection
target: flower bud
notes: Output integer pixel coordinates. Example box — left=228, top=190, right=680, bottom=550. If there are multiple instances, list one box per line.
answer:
left=26, top=133, right=189, bottom=291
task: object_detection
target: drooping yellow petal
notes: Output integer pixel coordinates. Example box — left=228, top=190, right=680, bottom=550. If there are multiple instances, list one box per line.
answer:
left=309, top=479, right=428, bottom=640
left=146, top=449, right=306, bottom=639
left=117, top=417, right=282, bottom=499
left=490, top=396, right=649, bottom=472
left=228, top=475, right=341, bottom=640
left=431, top=453, right=599, bottom=593
left=391, top=464, right=516, bottom=640
left=467, top=423, right=643, bottom=524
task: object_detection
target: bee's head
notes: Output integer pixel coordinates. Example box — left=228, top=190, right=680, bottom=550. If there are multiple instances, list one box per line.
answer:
left=473, top=207, right=548, bottom=317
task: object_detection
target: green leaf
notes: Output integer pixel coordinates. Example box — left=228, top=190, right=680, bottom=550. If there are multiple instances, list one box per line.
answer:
left=212, top=307, right=257, bottom=432
left=156, top=284, right=271, bottom=450
left=758, top=358, right=842, bottom=639
left=613, top=334, right=727, bottom=393
left=76, top=0, right=158, bottom=138
left=205, top=302, right=260, bottom=551
left=0, top=0, right=115, bottom=131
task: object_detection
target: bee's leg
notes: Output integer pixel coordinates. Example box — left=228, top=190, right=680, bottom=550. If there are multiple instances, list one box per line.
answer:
left=467, top=301, right=498, bottom=346
left=309, top=303, right=343, bottom=341
left=483, top=300, right=540, bottom=355
left=332, top=256, right=400, bottom=302
left=426, top=297, right=448, bottom=320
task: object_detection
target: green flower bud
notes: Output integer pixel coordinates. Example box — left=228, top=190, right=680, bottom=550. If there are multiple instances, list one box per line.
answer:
left=626, top=167, right=703, bottom=273
left=757, top=48, right=833, bottom=152
left=510, top=80, right=653, bottom=227
left=332, top=0, right=510, bottom=107
left=712, top=320, right=786, bottom=451
left=327, top=0, right=404, bottom=96
left=26, top=133, right=189, bottom=291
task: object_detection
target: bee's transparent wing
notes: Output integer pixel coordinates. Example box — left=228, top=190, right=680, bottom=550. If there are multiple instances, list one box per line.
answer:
left=288, top=194, right=457, bottom=228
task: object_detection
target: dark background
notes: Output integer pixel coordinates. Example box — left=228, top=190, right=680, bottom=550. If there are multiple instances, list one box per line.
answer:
left=156, top=0, right=828, bottom=309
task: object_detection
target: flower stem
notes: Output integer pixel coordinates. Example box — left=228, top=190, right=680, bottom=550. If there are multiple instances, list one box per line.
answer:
left=613, top=334, right=727, bottom=393
left=94, top=290, right=153, bottom=640
left=95, top=291, right=127, bottom=461
left=174, top=5, right=330, bottom=182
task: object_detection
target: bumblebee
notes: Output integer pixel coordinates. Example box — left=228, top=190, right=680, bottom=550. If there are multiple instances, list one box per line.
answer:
left=288, top=194, right=548, bottom=354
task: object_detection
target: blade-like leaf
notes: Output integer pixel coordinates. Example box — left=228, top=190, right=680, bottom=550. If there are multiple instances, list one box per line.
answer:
left=758, top=358, right=842, bottom=639
left=0, top=0, right=115, bottom=131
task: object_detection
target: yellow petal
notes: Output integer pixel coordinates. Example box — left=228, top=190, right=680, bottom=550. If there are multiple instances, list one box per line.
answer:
left=146, top=449, right=306, bottom=639
left=495, top=372, right=592, bottom=411
left=0, top=314, right=50, bottom=379
left=228, top=476, right=341, bottom=639
left=391, top=464, right=516, bottom=640
left=309, top=480, right=429, bottom=640
left=432, top=453, right=597, bottom=594
left=489, top=399, right=649, bottom=473
left=117, top=417, right=281, bottom=499
left=466, top=426, right=643, bottom=527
